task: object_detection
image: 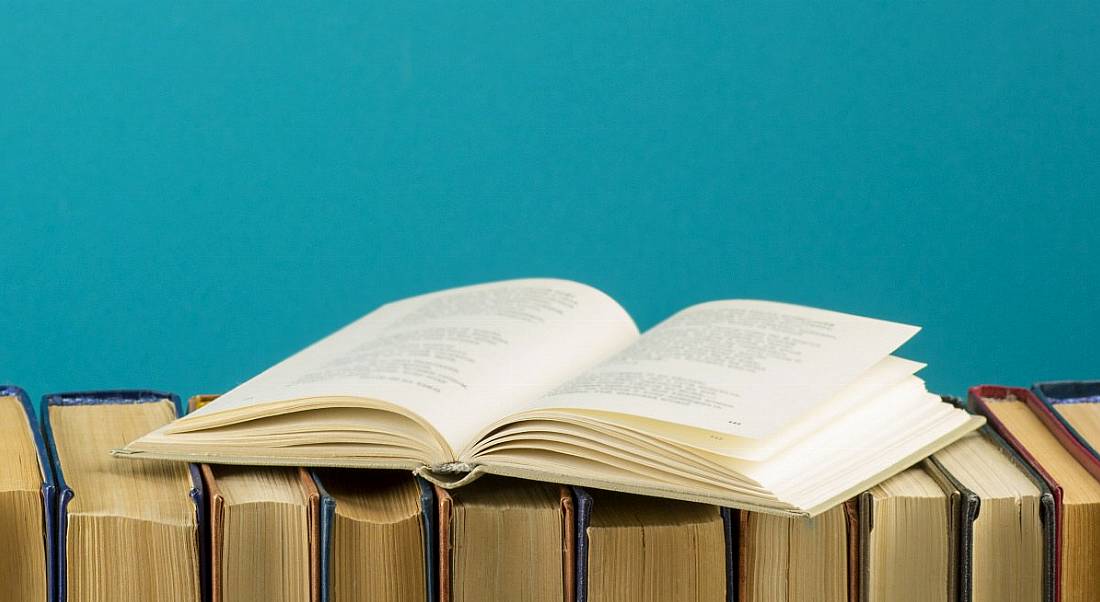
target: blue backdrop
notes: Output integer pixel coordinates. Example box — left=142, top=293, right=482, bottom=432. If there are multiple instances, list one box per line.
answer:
left=2, top=3, right=1097, bottom=404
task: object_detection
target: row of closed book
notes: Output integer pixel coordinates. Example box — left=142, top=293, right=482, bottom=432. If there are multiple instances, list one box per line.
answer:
left=2, top=382, right=1100, bottom=602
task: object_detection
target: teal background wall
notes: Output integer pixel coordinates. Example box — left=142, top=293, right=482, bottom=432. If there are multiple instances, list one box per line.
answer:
left=2, top=3, right=1097, bottom=403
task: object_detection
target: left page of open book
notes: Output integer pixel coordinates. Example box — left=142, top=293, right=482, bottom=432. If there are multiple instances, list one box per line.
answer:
left=128, top=278, right=640, bottom=458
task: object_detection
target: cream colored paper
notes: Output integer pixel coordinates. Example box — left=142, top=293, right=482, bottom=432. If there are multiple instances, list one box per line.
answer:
left=184, top=278, right=639, bottom=451
left=528, top=299, right=919, bottom=438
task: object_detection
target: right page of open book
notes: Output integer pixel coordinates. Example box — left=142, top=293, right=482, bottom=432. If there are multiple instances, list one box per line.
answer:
left=525, top=299, right=920, bottom=439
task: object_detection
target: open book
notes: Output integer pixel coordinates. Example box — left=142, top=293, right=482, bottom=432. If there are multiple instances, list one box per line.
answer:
left=116, top=279, right=983, bottom=516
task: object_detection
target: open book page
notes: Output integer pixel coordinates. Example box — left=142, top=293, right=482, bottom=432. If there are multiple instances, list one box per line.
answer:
left=521, top=299, right=919, bottom=439
left=186, top=278, right=639, bottom=453
left=512, top=355, right=925, bottom=462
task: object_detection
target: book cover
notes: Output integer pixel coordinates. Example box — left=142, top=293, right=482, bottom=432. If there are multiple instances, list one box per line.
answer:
left=856, top=461, right=958, bottom=602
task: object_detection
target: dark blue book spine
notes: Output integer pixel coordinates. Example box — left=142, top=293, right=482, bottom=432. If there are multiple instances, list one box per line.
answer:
left=311, top=471, right=336, bottom=602
left=573, top=487, right=593, bottom=602
left=721, top=507, right=737, bottom=602
left=416, top=477, right=439, bottom=602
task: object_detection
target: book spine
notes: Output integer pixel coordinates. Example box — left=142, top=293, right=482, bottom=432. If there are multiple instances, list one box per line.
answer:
left=720, top=507, right=736, bottom=602
left=572, top=487, right=593, bottom=602
left=416, top=477, right=438, bottom=602
left=310, top=472, right=336, bottom=602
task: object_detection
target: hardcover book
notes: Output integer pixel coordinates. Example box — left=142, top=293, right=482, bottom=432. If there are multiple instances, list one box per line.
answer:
left=0, top=385, right=55, bottom=602
left=858, top=462, right=954, bottom=602
left=970, top=385, right=1100, bottom=602
left=116, top=278, right=982, bottom=516
left=44, top=390, right=205, bottom=602
left=931, top=428, right=1051, bottom=602
left=191, top=395, right=321, bottom=602
left=739, top=500, right=856, bottom=602
left=435, top=476, right=573, bottom=602
left=574, top=487, right=734, bottom=602
left=312, top=469, right=437, bottom=602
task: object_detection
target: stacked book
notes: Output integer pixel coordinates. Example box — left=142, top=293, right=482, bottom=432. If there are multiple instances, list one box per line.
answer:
left=2, top=279, right=1095, bottom=601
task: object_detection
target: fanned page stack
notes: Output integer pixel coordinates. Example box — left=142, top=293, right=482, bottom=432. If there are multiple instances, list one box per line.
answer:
left=117, top=278, right=983, bottom=516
